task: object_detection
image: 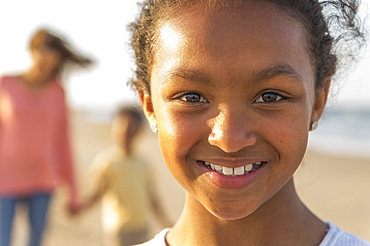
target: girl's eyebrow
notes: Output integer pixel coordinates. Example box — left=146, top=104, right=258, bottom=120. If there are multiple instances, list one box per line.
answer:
left=253, top=64, right=303, bottom=84
left=168, top=68, right=211, bottom=84
left=166, top=64, right=303, bottom=85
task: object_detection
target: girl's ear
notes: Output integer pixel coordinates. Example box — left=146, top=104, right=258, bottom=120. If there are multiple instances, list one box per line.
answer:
left=310, top=78, right=331, bottom=129
left=138, top=90, right=156, bottom=126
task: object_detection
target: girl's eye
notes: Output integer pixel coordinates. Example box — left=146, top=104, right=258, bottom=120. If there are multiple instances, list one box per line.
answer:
left=179, top=93, right=207, bottom=103
left=255, top=92, right=283, bottom=103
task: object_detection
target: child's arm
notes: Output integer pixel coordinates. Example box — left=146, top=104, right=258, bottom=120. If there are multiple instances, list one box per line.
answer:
left=79, top=154, right=111, bottom=213
left=81, top=177, right=108, bottom=211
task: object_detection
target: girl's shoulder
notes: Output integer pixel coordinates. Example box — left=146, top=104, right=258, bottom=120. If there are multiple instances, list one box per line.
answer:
left=0, top=75, right=19, bottom=92
left=51, top=81, right=65, bottom=96
left=320, top=222, right=370, bottom=246
left=0, top=75, right=64, bottom=95
left=0, top=75, right=16, bottom=85
left=134, top=228, right=171, bottom=246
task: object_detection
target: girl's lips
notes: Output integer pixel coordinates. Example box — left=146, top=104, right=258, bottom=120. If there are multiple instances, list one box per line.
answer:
left=197, top=160, right=267, bottom=189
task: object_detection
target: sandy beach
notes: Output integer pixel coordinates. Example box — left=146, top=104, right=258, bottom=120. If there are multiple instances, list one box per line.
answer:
left=10, top=110, right=370, bottom=245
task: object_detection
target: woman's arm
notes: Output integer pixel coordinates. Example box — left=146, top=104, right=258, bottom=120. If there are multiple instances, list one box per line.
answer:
left=0, top=78, right=2, bottom=153
left=56, top=90, right=79, bottom=213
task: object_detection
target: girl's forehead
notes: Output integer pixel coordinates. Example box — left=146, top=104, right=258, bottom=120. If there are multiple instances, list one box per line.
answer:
left=156, top=2, right=307, bottom=55
left=153, top=2, right=313, bottom=82
left=158, top=2, right=302, bottom=33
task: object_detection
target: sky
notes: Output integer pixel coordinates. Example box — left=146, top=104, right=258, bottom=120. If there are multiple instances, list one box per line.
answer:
left=0, top=0, right=369, bottom=111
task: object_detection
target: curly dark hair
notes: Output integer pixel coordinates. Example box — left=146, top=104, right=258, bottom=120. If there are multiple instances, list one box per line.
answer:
left=128, top=0, right=367, bottom=95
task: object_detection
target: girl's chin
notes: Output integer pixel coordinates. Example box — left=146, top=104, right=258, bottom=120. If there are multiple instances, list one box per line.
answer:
left=204, top=202, right=260, bottom=221
left=210, top=210, right=256, bottom=221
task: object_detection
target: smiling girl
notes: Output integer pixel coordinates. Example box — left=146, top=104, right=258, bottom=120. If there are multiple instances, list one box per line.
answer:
left=128, top=0, right=368, bottom=245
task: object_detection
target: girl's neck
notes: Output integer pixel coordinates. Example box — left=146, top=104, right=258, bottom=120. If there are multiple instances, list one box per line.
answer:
left=21, top=67, right=56, bottom=88
left=167, top=179, right=327, bottom=246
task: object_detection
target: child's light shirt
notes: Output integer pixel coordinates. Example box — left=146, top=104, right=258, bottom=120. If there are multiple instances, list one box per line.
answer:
left=90, top=145, right=153, bottom=234
left=135, top=222, right=370, bottom=246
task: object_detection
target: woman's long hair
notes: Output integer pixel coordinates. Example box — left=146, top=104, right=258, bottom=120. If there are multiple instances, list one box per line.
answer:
left=29, top=29, right=93, bottom=75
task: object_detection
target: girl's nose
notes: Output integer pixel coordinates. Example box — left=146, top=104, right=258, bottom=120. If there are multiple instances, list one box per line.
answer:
left=208, top=108, right=257, bottom=153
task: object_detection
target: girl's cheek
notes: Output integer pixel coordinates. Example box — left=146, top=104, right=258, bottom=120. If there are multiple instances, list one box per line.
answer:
left=159, top=113, right=199, bottom=145
left=260, top=109, right=309, bottom=149
left=277, top=120, right=310, bottom=163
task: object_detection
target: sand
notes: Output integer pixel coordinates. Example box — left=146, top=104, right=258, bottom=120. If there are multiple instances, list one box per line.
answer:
left=10, top=111, right=370, bottom=245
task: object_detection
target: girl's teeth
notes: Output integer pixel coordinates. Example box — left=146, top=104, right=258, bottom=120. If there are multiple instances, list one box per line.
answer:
left=204, top=161, right=264, bottom=176
left=223, top=167, right=233, bottom=175
left=215, top=165, right=223, bottom=171
left=234, top=166, right=245, bottom=175
left=245, top=164, right=253, bottom=172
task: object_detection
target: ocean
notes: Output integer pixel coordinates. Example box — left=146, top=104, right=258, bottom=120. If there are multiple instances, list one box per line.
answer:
left=308, top=106, right=370, bottom=159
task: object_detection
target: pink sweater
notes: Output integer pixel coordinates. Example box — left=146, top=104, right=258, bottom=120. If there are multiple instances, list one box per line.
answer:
left=0, top=76, right=77, bottom=203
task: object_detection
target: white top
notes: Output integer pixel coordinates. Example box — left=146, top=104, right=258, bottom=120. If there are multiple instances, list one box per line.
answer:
left=320, top=222, right=370, bottom=246
left=136, top=222, right=370, bottom=246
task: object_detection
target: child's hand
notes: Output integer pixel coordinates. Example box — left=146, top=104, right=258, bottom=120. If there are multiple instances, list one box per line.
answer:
left=67, top=200, right=82, bottom=216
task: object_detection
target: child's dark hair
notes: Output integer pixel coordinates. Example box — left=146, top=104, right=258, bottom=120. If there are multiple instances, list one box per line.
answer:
left=128, top=0, right=367, bottom=94
left=30, top=29, right=93, bottom=73
left=117, top=106, right=144, bottom=126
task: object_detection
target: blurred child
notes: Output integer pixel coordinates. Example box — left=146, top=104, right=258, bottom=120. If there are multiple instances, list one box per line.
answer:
left=81, top=106, right=171, bottom=246
left=0, top=28, right=92, bottom=246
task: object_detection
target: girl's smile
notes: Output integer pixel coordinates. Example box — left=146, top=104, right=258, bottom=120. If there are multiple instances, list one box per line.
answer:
left=197, top=159, right=267, bottom=189
left=141, top=1, right=328, bottom=221
left=198, top=159, right=265, bottom=176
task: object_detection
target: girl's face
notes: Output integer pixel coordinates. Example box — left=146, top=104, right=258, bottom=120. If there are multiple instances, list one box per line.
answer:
left=141, top=2, right=329, bottom=220
left=31, top=45, right=62, bottom=79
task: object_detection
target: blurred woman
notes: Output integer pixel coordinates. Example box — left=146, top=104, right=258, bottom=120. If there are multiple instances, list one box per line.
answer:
left=0, top=29, right=92, bottom=246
